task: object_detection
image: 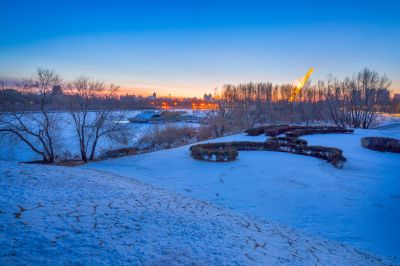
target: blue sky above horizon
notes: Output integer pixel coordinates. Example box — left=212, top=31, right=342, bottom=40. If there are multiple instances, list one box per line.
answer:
left=0, top=0, right=399, bottom=96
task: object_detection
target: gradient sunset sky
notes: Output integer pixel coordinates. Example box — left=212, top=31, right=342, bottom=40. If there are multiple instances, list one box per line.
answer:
left=0, top=0, right=399, bottom=97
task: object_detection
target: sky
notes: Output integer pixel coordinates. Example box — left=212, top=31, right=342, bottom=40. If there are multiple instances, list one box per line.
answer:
left=0, top=0, right=399, bottom=97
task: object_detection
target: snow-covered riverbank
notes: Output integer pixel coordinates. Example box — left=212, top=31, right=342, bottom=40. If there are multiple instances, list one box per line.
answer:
left=84, top=127, right=400, bottom=260
left=0, top=161, right=388, bottom=265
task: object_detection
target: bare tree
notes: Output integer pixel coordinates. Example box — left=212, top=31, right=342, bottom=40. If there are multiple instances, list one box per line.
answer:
left=323, top=69, right=391, bottom=129
left=350, top=68, right=391, bottom=128
left=206, top=105, right=230, bottom=137
left=0, top=68, right=62, bottom=162
left=67, top=77, right=129, bottom=161
left=323, top=78, right=350, bottom=128
left=205, top=88, right=237, bottom=137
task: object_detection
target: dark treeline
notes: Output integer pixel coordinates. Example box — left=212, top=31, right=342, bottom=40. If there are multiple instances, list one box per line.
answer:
left=0, top=85, right=211, bottom=112
left=0, top=88, right=157, bottom=111
left=206, top=68, right=399, bottom=137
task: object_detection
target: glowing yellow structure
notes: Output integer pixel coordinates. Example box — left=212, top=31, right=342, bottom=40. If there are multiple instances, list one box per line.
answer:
left=290, top=67, right=314, bottom=102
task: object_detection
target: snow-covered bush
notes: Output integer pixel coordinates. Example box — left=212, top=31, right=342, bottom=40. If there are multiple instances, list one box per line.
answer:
left=190, top=138, right=346, bottom=168
left=285, top=127, right=354, bottom=137
left=244, top=126, right=267, bottom=136
left=246, top=125, right=354, bottom=137
left=266, top=136, right=308, bottom=146
left=105, top=147, right=137, bottom=158
left=245, top=124, right=289, bottom=136
left=361, top=137, right=400, bottom=153
left=304, top=146, right=346, bottom=168
left=190, top=144, right=238, bottom=162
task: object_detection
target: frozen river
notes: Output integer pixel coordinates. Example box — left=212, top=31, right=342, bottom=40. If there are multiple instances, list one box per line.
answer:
left=0, top=109, right=202, bottom=162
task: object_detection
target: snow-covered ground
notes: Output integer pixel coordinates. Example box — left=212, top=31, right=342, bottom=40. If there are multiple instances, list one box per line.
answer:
left=374, top=113, right=400, bottom=127
left=0, top=161, right=388, bottom=265
left=83, top=127, right=400, bottom=261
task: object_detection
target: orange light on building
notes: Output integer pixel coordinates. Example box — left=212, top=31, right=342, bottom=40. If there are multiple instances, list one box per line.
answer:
left=192, top=102, right=218, bottom=110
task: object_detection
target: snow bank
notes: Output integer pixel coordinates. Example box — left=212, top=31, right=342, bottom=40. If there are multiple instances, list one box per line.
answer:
left=84, top=128, right=400, bottom=260
left=0, top=161, right=387, bottom=265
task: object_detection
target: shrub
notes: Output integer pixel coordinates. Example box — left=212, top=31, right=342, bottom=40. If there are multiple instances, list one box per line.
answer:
left=190, top=144, right=238, bottom=162
left=105, top=147, right=137, bottom=158
left=245, top=127, right=265, bottom=136
left=246, top=125, right=354, bottom=137
left=361, top=137, right=400, bottom=153
left=141, top=125, right=197, bottom=148
left=303, top=146, right=346, bottom=168
left=285, top=127, right=354, bottom=137
left=264, top=125, right=306, bottom=137
left=245, top=125, right=288, bottom=136
left=190, top=139, right=346, bottom=168
left=266, top=136, right=308, bottom=146
left=197, top=125, right=214, bottom=141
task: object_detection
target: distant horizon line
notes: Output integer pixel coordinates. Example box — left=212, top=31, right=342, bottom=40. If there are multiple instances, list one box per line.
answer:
left=1, top=75, right=399, bottom=98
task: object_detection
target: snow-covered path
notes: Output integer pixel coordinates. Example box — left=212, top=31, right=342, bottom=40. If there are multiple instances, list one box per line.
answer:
left=84, top=128, right=400, bottom=259
left=0, top=161, right=387, bottom=265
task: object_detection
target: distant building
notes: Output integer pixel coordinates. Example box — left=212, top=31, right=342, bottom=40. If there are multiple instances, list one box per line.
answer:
left=120, top=94, right=137, bottom=100
left=393, top=94, right=400, bottom=101
left=376, top=88, right=390, bottom=104
left=203, top=93, right=213, bottom=101
left=148, top=92, right=157, bottom=100
left=51, top=85, right=63, bottom=95
left=0, top=89, right=21, bottom=103
left=120, top=94, right=138, bottom=105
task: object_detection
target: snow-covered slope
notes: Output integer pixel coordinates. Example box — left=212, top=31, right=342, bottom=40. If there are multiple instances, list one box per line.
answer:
left=84, top=128, right=400, bottom=260
left=0, top=161, right=387, bottom=265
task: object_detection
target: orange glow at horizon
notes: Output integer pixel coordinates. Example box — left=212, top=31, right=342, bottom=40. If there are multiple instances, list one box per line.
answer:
left=156, top=101, right=218, bottom=110
left=117, top=86, right=206, bottom=99
left=191, top=102, right=218, bottom=110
